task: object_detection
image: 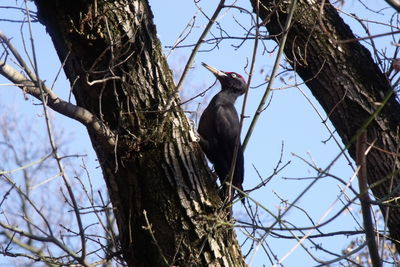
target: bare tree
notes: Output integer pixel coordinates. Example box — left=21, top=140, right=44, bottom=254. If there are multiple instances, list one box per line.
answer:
left=0, top=107, right=120, bottom=266
left=0, top=0, right=399, bottom=266
left=251, top=0, right=400, bottom=259
left=1, top=0, right=245, bottom=266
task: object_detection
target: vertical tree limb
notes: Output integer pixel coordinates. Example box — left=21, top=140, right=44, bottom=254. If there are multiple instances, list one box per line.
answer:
left=356, top=131, right=382, bottom=267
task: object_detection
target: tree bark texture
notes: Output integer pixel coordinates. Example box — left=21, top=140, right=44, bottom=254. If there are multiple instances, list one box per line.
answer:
left=254, top=0, right=400, bottom=251
left=33, top=1, right=246, bottom=266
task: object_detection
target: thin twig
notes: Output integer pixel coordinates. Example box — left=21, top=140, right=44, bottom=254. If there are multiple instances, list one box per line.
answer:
left=226, top=0, right=260, bottom=203
left=24, top=2, right=88, bottom=265
left=164, top=0, right=226, bottom=111
left=356, top=131, right=382, bottom=267
left=142, top=210, right=170, bottom=266
left=243, top=0, right=298, bottom=150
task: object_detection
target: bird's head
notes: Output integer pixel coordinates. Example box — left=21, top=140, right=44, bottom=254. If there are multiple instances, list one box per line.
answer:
left=202, top=62, right=246, bottom=95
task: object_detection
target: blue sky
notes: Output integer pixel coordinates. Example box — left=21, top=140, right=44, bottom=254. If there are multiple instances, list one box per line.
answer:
left=0, top=0, right=397, bottom=266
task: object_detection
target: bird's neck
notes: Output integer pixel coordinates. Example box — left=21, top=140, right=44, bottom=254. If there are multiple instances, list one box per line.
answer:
left=214, top=89, right=241, bottom=105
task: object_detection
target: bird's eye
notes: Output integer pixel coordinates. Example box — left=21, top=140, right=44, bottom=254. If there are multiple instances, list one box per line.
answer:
left=231, top=73, right=237, bottom=78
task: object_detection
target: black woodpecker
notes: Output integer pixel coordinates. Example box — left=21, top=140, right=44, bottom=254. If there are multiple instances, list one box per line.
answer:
left=198, top=62, right=246, bottom=204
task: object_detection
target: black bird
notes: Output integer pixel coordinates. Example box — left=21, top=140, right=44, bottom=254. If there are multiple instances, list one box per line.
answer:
left=198, top=62, right=246, bottom=204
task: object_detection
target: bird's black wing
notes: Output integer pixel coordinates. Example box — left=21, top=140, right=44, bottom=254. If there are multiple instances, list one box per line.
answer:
left=215, top=104, right=240, bottom=148
left=214, top=104, right=244, bottom=200
left=198, top=105, right=218, bottom=163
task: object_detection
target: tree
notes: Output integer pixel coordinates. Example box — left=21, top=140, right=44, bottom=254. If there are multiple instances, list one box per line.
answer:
left=2, top=0, right=244, bottom=266
left=252, top=0, right=400, bottom=257
left=0, top=0, right=399, bottom=266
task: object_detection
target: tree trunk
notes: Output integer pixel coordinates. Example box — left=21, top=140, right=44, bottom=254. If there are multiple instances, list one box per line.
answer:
left=253, top=0, right=400, bottom=251
left=33, top=1, right=246, bottom=266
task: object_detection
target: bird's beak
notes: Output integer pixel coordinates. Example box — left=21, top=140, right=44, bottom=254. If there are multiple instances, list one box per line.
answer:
left=202, top=62, right=228, bottom=79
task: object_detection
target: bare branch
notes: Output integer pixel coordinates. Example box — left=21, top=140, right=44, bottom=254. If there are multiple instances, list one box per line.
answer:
left=164, top=0, right=226, bottom=109
left=0, top=59, right=116, bottom=149
left=243, top=0, right=298, bottom=149
left=356, top=132, right=382, bottom=267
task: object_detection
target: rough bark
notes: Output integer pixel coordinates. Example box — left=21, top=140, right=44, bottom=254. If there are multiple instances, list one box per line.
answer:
left=33, top=1, right=246, bottom=266
left=253, top=0, right=400, bottom=251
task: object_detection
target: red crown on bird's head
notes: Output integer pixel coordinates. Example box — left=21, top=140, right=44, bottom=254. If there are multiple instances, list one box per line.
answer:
left=225, top=72, right=246, bottom=84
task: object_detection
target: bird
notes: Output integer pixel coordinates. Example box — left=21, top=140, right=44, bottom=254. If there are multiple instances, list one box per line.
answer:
left=198, top=62, right=246, bottom=205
